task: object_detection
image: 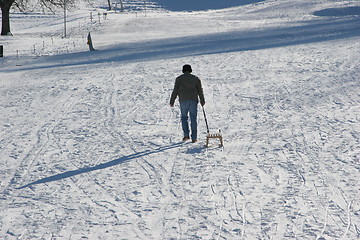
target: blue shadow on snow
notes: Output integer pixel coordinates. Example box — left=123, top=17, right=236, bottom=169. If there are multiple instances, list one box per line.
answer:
left=314, top=6, right=360, bottom=17
left=5, top=16, right=360, bottom=73
left=153, top=0, right=266, bottom=11
left=17, top=142, right=184, bottom=189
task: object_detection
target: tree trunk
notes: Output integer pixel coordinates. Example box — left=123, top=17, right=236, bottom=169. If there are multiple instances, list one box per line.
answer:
left=1, top=0, right=14, bottom=36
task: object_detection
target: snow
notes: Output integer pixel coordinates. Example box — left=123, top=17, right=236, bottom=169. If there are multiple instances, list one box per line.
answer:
left=1, top=0, right=360, bottom=239
left=152, top=0, right=266, bottom=12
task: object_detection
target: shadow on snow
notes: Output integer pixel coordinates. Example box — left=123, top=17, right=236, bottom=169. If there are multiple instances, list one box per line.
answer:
left=17, top=142, right=184, bottom=189
left=5, top=16, right=360, bottom=72
left=314, top=6, right=360, bottom=17
left=153, top=0, right=266, bottom=12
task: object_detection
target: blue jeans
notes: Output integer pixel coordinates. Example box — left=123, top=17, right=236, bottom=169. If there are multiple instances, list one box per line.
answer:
left=180, top=100, right=198, bottom=140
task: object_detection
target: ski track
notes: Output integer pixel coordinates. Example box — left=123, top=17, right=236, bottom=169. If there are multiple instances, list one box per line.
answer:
left=1, top=0, right=360, bottom=239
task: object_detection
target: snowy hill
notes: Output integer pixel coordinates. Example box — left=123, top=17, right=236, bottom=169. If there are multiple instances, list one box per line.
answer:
left=154, top=0, right=266, bottom=11
left=1, top=0, right=360, bottom=239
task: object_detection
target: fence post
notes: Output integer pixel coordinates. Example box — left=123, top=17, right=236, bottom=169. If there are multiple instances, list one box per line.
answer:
left=87, top=33, right=96, bottom=51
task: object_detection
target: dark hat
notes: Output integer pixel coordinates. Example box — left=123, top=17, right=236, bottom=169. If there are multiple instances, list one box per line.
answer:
left=182, top=64, right=192, bottom=73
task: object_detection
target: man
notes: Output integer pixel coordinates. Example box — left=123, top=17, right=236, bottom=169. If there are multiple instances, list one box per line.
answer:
left=170, top=64, right=205, bottom=143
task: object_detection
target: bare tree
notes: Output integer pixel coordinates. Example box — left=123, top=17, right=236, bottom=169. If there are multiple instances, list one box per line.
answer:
left=1, top=0, right=74, bottom=35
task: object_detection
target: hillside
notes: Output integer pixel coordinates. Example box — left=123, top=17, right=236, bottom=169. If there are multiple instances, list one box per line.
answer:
left=1, top=0, right=360, bottom=239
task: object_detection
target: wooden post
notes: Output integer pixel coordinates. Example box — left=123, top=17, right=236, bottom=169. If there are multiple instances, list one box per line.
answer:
left=87, top=33, right=95, bottom=51
left=120, top=0, right=124, bottom=12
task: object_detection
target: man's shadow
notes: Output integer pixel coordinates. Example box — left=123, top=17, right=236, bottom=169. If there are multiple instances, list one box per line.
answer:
left=17, top=142, right=184, bottom=189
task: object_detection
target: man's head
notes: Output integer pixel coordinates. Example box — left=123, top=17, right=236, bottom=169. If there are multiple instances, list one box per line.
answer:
left=182, top=64, right=192, bottom=73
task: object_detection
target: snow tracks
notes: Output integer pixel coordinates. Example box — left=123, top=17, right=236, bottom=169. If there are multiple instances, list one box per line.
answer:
left=1, top=9, right=360, bottom=239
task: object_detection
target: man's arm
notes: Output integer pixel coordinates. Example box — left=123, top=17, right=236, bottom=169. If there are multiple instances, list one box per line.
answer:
left=170, top=78, right=180, bottom=107
left=197, top=78, right=205, bottom=106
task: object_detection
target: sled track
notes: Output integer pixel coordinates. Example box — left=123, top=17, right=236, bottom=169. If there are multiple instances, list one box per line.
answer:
left=1, top=5, right=360, bottom=237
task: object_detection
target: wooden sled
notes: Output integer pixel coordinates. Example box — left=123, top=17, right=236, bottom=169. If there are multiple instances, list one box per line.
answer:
left=202, top=106, right=224, bottom=148
left=206, top=130, right=223, bottom=148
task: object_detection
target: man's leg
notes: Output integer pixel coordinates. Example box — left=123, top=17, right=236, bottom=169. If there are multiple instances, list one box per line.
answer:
left=180, top=101, right=190, bottom=138
left=189, top=101, right=198, bottom=141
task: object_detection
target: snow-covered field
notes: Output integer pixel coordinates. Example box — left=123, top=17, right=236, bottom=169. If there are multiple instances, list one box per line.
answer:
left=1, top=0, right=360, bottom=239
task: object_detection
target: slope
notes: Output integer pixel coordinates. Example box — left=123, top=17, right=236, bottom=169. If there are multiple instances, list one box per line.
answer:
left=0, top=0, right=359, bottom=239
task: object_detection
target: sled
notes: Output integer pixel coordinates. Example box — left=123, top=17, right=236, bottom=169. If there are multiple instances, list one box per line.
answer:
left=206, top=130, right=223, bottom=148
left=202, top=106, right=224, bottom=148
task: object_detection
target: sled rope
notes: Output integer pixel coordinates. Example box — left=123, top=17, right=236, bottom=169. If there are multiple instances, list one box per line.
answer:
left=202, top=106, right=223, bottom=147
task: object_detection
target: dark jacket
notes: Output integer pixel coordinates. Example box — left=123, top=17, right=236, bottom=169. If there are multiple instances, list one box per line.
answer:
left=170, top=72, right=205, bottom=106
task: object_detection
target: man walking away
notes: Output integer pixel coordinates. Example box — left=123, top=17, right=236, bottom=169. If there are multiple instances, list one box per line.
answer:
left=170, top=64, right=205, bottom=143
